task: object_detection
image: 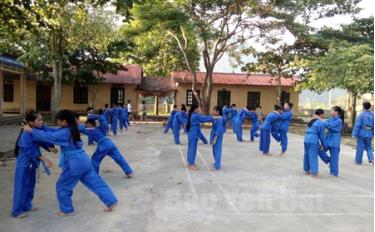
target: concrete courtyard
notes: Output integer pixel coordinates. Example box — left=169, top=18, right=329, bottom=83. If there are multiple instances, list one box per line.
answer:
left=0, top=123, right=373, bottom=232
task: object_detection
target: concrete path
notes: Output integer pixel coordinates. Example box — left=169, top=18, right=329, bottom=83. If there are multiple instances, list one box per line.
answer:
left=0, top=124, right=373, bottom=232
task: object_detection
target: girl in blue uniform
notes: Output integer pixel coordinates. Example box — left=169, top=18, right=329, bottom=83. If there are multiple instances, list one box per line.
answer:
left=352, top=102, right=374, bottom=164
left=210, top=106, right=226, bottom=170
left=324, top=106, right=343, bottom=176
left=229, top=104, right=238, bottom=133
left=186, top=104, right=214, bottom=170
left=234, top=107, right=248, bottom=142
left=23, top=110, right=118, bottom=216
left=259, top=105, right=282, bottom=155
left=111, top=104, right=119, bottom=135
left=247, top=106, right=260, bottom=142
left=164, top=105, right=178, bottom=133
left=12, top=111, right=55, bottom=218
left=97, top=109, right=109, bottom=136
left=303, top=109, right=327, bottom=177
left=278, top=103, right=293, bottom=155
left=86, top=107, right=96, bottom=145
left=82, top=119, right=133, bottom=178
left=172, top=105, right=187, bottom=144
left=103, top=104, right=111, bottom=131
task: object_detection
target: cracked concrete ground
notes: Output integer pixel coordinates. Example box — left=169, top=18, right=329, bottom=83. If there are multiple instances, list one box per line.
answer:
left=0, top=124, right=373, bottom=232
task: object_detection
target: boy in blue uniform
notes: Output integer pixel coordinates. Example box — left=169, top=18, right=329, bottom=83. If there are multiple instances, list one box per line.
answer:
left=210, top=106, right=226, bottom=170
left=87, top=107, right=97, bottom=145
left=111, top=104, right=119, bottom=135
left=172, top=105, right=187, bottom=144
left=81, top=119, right=133, bottom=178
left=352, top=102, right=374, bottom=165
left=164, top=105, right=178, bottom=133
left=303, top=109, right=327, bottom=177
left=259, top=105, right=282, bottom=155
left=234, top=107, right=248, bottom=142
left=186, top=104, right=214, bottom=170
left=324, top=106, right=343, bottom=176
left=229, top=104, right=238, bottom=133
left=97, top=109, right=109, bottom=136
left=12, top=111, right=55, bottom=218
left=247, top=106, right=260, bottom=142
left=103, top=104, right=111, bottom=133
left=278, top=103, right=293, bottom=155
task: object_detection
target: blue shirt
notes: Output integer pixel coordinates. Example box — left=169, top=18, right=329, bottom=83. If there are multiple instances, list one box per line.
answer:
left=111, top=107, right=119, bottom=120
left=173, top=111, right=187, bottom=127
left=304, top=119, right=326, bottom=146
left=279, top=110, right=293, bottom=131
left=324, top=116, right=342, bottom=148
left=352, top=110, right=374, bottom=139
left=261, top=112, right=280, bottom=130
left=247, top=111, right=258, bottom=124
left=187, top=113, right=213, bottom=139
left=235, top=108, right=248, bottom=124
left=210, top=116, right=226, bottom=144
left=167, top=110, right=178, bottom=126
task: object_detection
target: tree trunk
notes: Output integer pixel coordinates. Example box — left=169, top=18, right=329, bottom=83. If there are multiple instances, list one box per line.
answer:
left=51, top=30, right=63, bottom=122
left=88, top=85, right=100, bottom=109
left=277, top=70, right=282, bottom=105
left=200, top=68, right=213, bottom=114
left=347, top=91, right=358, bottom=129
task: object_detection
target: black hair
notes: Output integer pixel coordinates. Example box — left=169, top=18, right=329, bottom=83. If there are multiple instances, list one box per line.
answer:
left=363, top=102, right=371, bottom=110
left=98, top=109, right=104, bottom=115
left=332, top=106, right=344, bottom=122
left=15, top=111, right=41, bottom=156
left=181, top=105, right=187, bottom=112
left=248, top=106, right=256, bottom=111
left=85, top=118, right=96, bottom=127
left=86, top=107, right=93, bottom=112
left=142, top=100, right=146, bottom=104
left=231, top=104, right=236, bottom=108
left=285, top=102, right=293, bottom=110
left=173, top=105, right=177, bottom=108
left=56, top=110, right=81, bottom=146
left=105, top=104, right=109, bottom=108
left=214, top=105, right=223, bottom=116
left=257, top=105, right=262, bottom=109
left=307, top=109, right=325, bottom=128
left=274, top=105, right=282, bottom=111
left=127, top=99, right=131, bottom=103
left=186, top=104, right=199, bottom=132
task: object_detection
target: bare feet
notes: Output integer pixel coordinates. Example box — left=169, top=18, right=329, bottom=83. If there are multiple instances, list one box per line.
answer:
left=280, top=152, right=285, bottom=156
left=187, top=164, right=198, bottom=170
left=311, top=174, right=321, bottom=178
left=263, top=153, right=272, bottom=156
left=29, top=207, right=39, bottom=212
left=125, top=173, right=134, bottom=178
left=104, top=203, right=118, bottom=212
left=56, top=211, right=75, bottom=217
left=305, top=172, right=311, bottom=175
left=15, top=213, right=28, bottom=218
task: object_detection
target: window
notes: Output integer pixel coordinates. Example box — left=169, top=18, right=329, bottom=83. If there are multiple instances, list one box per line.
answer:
left=186, top=90, right=199, bottom=106
left=73, top=85, right=88, bottom=104
left=111, top=86, right=125, bottom=105
left=247, top=91, right=261, bottom=107
left=281, top=91, right=290, bottom=105
left=217, top=89, right=231, bottom=106
left=3, top=81, right=14, bottom=102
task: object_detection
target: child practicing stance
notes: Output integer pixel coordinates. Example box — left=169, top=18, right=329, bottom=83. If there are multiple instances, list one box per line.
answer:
left=12, top=111, right=56, bottom=218
left=278, top=102, right=293, bottom=155
left=186, top=104, right=214, bottom=170
left=164, top=105, right=178, bottom=133
left=303, top=109, right=327, bottom=177
left=210, top=106, right=226, bottom=170
left=81, top=119, right=134, bottom=178
left=259, top=105, right=282, bottom=155
left=247, top=106, right=260, bottom=142
left=23, top=110, right=118, bottom=216
left=172, top=105, right=187, bottom=144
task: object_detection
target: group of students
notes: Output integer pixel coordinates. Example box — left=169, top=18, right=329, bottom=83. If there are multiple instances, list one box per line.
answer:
left=12, top=107, right=134, bottom=218
left=164, top=101, right=374, bottom=178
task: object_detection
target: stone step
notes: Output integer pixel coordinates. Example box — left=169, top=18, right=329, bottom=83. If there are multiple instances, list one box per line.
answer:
left=0, top=115, right=23, bottom=126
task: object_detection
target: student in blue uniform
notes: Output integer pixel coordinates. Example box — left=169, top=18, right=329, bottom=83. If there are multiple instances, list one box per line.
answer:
left=324, top=106, right=344, bottom=176
left=278, top=103, right=293, bottom=155
left=210, top=106, right=226, bottom=170
left=247, top=106, right=260, bottom=142
left=86, top=107, right=97, bottom=145
left=23, top=110, right=118, bottom=216
left=222, top=104, right=231, bottom=126
left=352, top=102, right=374, bottom=165
left=303, top=109, right=327, bottom=177
left=97, top=109, right=108, bottom=136
left=229, top=104, right=238, bottom=133
left=259, top=105, right=282, bottom=155
left=12, top=111, right=55, bottom=218
left=111, top=104, right=119, bottom=136
left=119, top=104, right=127, bottom=132
left=164, top=105, right=178, bottom=133
left=123, top=104, right=130, bottom=129
left=172, top=105, right=187, bottom=144
left=103, top=104, right=111, bottom=131
left=81, top=119, right=133, bottom=178
left=186, top=104, right=214, bottom=170
left=234, top=107, right=248, bottom=142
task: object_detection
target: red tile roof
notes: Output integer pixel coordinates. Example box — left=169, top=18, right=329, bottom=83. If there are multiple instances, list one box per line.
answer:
left=136, top=77, right=176, bottom=96
left=101, top=65, right=142, bottom=84
left=171, top=71, right=297, bottom=87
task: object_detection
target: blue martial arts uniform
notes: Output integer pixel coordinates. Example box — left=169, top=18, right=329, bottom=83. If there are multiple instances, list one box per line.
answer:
left=87, top=113, right=97, bottom=145
left=172, top=111, right=187, bottom=144
left=187, top=113, right=213, bottom=165
left=247, top=111, right=260, bottom=142
left=234, top=108, right=248, bottom=142
left=259, top=112, right=280, bottom=154
left=79, top=126, right=133, bottom=176
left=324, top=116, right=342, bottom=176
left=97, top=114, right=108, bottom=136
left=111, top=107, right=119, bottom=135
left=164, top=110, right=177, bottom=133
left=303, top=119, right=327, bottom=175
left=12, top=129, right=53, bottom=217
left=210, top=116, right=226, bottom=170
left=104, top=108, right=111, bottom=125
left=29, top=127, right=118, bottom=214
left=352, top=110, right=374, bottom=164
left=229, top=109, right=238, bottom=132
left=279, top=110, right=293, bottom=153
left=222, top=106, right=231, bottom=126
left=119, top=107, right=129, bottom=131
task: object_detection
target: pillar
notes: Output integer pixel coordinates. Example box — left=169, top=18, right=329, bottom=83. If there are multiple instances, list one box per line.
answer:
left=0, top=70, right=3, bottom=117
left=154, top=95, right=159, bottom=115
left=20, top=72, right=26, bottom=115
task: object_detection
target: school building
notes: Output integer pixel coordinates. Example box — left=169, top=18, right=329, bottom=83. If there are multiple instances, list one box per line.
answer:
left=0, top=56, right=299, bottom=116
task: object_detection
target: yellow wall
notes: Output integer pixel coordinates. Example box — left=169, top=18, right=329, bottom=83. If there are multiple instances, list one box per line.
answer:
left=3, top=82, right=139, bottom=113
left=175, top=83, right=299, bottom=114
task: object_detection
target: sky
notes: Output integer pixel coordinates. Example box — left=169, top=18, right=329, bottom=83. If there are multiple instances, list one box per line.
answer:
left=202, top=0, right=374, bottom=73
